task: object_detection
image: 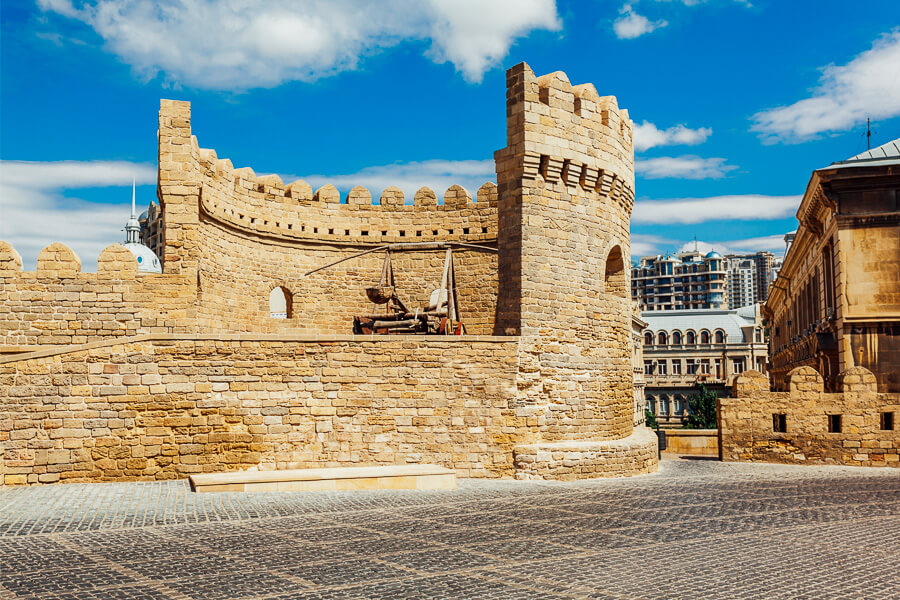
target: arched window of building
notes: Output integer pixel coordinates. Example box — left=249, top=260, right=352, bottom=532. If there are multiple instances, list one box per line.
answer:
left=715, top=330, right=725, bottom=344
left=646, top=396, right=656, bottom=415
left=700, top=330, right=710, bottom=344
left=672, top=331, right=682, bottom=345
left=269, top=286, right=292, bottom=319
left=686, top=331, right=696, bottom=345
left=658, top=331, right=668, bottom=346
left=674, top=395, right=685, bottom=415
left=604, top=245, right=627, bottom=298
left=660, top=395, right=670, bottom=416
left=644, top=331, right=653, bottom=346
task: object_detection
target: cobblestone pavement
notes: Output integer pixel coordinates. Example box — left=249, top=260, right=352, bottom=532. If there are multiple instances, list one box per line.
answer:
left=1, top=458, right=898, bottom=599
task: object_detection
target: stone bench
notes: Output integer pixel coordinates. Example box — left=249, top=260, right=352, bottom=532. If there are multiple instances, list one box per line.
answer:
left=189, top=464, right=456, bottom=493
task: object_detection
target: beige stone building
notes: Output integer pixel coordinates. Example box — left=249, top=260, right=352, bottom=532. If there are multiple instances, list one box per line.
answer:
left=767, top=138, right=900, bottom=393
left=641, top=305, right=767, bottom=427
left=0, top=63, right=658, bottom=485
left=631, top=303, right=647, bottom=427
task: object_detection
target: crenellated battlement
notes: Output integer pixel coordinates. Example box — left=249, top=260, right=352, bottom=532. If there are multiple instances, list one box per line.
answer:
left=0, top=241, right=169, bottom=281
left=189, top=134, right=499, bottom=245
left=495, top=62, right=635, bottom=214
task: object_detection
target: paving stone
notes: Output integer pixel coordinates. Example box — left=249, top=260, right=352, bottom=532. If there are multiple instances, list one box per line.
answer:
left=1, top=459, right=898, bottom=599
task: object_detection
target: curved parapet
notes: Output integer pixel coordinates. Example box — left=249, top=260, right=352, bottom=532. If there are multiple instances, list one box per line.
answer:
left=414, top=187, right=437, bottom=207
left=443, top=185, right=471, bottom=209
left=0, top=241, right=22, bottom=276
left=379, top=186, right=404, bottom=208
left=168, top=99, right=498, bottom=247
left=732, top=370, right=769, bottom=397
left=36, top=243, right=81, bottom=278
left=476, top=182, right=498, bottom=206
left=840, top=366, right=878, bottom=394
left=788, top=366, right=824, bottom=396
left=97, top=244, right=138, bottom=279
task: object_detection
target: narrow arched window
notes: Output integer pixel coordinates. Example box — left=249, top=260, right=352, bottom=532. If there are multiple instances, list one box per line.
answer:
left=686, top=331, right=696, bottom=345
left=604, top=245, right=627, bottom=297
left=715, top=330, right=725, bottom=344
left=658, top=332, right=667, bottom=345
left=269, top=286, right=292, bottom=319
left=672, top=331, right=682, bottom=345
left=644, top=332, right=653, bottom=346
left=701, top=330, right=710, bottom=344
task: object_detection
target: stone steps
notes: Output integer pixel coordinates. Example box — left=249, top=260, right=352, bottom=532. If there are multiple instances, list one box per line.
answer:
left=188, top=464, right=456, bottom=493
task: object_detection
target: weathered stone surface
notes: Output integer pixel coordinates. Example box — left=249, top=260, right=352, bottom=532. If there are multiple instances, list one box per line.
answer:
left=718, top=368, right=899, bottom=467
left=0, top=63, right=655, bottom=485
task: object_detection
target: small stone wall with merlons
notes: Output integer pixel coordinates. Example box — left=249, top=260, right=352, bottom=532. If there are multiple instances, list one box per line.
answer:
left=718, top=367, right=899, bottom=467
left=0, top=335, right=519, bottom=485
left=0, top=242, right=196, bottom=349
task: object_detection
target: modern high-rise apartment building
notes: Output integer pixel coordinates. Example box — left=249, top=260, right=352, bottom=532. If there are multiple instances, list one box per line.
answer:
left=631, top=250, right=727, bottom=311
left=632, top=250, right=775, bottom=311
left=724, top=251, right=776, bottom=309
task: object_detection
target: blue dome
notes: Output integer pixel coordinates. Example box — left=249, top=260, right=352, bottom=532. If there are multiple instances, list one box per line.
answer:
left=705, top=251, right=722, bottom=259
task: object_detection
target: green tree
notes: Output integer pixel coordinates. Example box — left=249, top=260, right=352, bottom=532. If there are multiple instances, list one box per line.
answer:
left=683, top=384, right=718, bottom=429
left=644, top=408, right=658, bottom=429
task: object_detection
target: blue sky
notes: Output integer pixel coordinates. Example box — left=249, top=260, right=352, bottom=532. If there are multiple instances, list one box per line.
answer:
left=2, top=0, right=899, bottom=268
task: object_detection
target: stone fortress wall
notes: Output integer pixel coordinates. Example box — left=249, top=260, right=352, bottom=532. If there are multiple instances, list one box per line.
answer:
left=719, top=368, right=899, bottom=467
left=1, top=242, right=196, bottom=349
left=1, top=62, right=658, bottom=485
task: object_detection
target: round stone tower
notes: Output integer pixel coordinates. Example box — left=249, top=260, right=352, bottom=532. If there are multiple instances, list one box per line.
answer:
left=494, top=62, right=657, bottom=479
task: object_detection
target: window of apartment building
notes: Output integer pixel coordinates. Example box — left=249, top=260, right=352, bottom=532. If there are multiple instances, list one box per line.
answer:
left=756, top=357, right=766, bottom=373
left=658, top=332, right=668, bottom=345
left=714, top=358, right=722, bottom=379
left=672, top=331, right=682, bottom=345
left=657, top=360, right=667, bottom=375
left=644, top=360, right=654, bottom=375
left=700, top=330, right=710, bottom=344
left=827, top=414, right=842, bottom=433
left=660, top=395, right=670, bottom=415
left=671, top=360, right=682, bottom=375
left=701, top=360, right=710, bottom=375
left=881, top=412, right=895, bottom=431
left=646, top=397, right=656, bottom=414
left=732, top=359, right=745, bottom=374
left=674, top=396, right=683, bottom=415
left=687, top=361, right=699, bottom=375
left=715, top=330, right=725, bottom=344
left=644, top=332, right=653, bottom=346
left=773, top=413, right=787, bottom=433
left=686, top=331, right=696, bottom=345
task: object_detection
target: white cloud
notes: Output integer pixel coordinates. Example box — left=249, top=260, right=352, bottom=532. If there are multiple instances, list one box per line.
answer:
left=38, top=0, right=560, bottom=89
left=632, top=194, right=800, bottom=224
left=752, top=30, right=900, bottom=142
left=631, top=233, right=677, bottom=257
left=0, top=160, right=155, bottom=269
left=613, top=4, right=667, bottom=39
left=676, top=234, right=789, bottom=256
left=636, top=155, right=736, bottom=179
left=630, top=233, right=789, bottom=259
left=294, top=159, right=496, bottom=202
left=633, top=121, right=712, bottom=152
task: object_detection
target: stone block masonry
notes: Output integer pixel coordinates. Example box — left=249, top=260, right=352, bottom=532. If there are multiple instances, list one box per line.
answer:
left=1, top=335, right=519, bottom=484
left=1, top=61, right=658, bottom=484
left=718, top=367, right=899, bottom=467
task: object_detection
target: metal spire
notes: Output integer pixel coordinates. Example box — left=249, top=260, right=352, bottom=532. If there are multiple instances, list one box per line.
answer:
left=125, top=177, right=141, bottom=244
